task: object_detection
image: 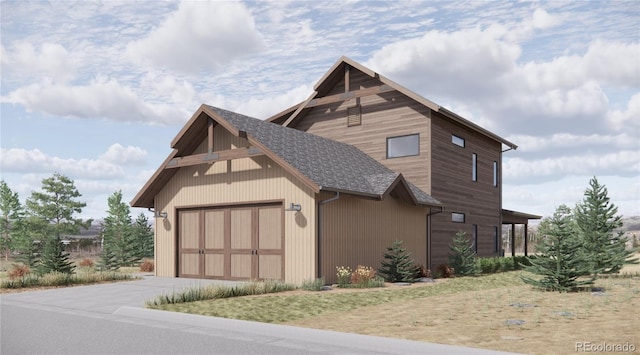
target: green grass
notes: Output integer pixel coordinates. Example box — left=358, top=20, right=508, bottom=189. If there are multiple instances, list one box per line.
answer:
left=151, top=272, right=524, bottom=323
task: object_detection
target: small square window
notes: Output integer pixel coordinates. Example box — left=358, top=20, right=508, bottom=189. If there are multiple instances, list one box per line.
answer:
left=387, top=134, right=419, bottom=158
left=452, top=212, right=465, bottom=223
left=452, top=135, right=465, bottom=147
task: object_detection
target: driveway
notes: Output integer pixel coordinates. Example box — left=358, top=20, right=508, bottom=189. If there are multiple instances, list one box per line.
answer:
left=1, top=276, right=520, bottom=354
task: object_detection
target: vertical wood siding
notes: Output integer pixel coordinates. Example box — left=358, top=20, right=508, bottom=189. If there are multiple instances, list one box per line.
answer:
left=295, top=70, right=432, bottom=194
left=154, top=126, right=317, bottom=284
left=319, top=192, right=429, bottom=284
left=430, top=112, right=502, bottom=267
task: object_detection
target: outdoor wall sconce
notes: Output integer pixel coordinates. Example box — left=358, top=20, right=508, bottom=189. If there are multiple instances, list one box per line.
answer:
left=155, top=211, right=168, bottom=219
left=285, top=203, right=302, bottom=212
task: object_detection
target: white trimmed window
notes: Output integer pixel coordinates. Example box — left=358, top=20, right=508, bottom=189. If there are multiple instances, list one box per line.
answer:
left=452, top=135, right=465, bottom=147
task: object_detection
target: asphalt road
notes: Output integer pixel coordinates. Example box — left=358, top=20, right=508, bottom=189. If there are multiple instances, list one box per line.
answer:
left=1, top=276, right=520, bottom=355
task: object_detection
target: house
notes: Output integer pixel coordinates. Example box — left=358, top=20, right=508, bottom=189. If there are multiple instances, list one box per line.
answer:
left=267, top=57, right=539, bottom=267
left=131, top=57, right=539, bottom=284
left=131, top=105, right=442, bottom=284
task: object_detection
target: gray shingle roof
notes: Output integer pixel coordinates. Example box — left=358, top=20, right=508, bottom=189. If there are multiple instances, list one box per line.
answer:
left=207, top=105, right=440, bottom=206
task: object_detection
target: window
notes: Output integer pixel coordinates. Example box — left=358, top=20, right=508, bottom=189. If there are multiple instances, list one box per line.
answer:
left=347, top=105, right=361, bottom=127
left=472, top=153, right=477, bottom=182
left=452, top=212, right=465, bottom=223
left=493, top=161, right=498, bottom=187
left=387, top=134, right=419, bottom=158
left=472, top=224, right=478, bottom=253
left=452, top=135, right=465, bottom=147
left=493, top=226, right=499, bottom=253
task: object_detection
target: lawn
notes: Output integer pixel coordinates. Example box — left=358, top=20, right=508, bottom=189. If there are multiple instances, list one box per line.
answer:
left=151, top=265, right=640, bottom=354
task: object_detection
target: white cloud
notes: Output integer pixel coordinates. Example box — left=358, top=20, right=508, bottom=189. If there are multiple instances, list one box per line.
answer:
left=100, top=144, right=147, bottom=166
left=0, top=148, right=124, bottom=179
left=126, top=1, right=264, bottom=74
left=608, top=93, right=640, bottom=132
left=2, top=76, right=187, bottom=125
left=504, top=150, right=639, bottom=182
left=0, top=42, right=76, bottom=83
left=508, top=133, right=638, bottom=153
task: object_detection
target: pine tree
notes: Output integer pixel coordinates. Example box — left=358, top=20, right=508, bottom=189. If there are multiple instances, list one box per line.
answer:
left=101, top=191, right=135, bottom=267
left=0, top=180, right=25, bottom=261
left=574, top=177, right=638, bottom=276
left=131, top=213, right=153, bottom=260
left=448, top=231, right=480, bottom=276
left=378, top=240, right=418, bottom=282
left=521, top=205, right=594, bottom=292
left=26, top=173, right=90, bottom=274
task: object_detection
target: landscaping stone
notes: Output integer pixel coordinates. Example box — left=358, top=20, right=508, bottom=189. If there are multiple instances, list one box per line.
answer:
left=591, top=286, right=605, bottom=292
left=416, top=277, right=435, bottom=283
left=509, top=302, right=536, bottom=308
left=591, top=291, right=607, bottom=296
left=501, top=336, right=524, bottom=341
left=322, top=286, right=333, bottom=291
left=504, top=319, right=525, bottom=326
left=393, top=282, right=412, bottom=286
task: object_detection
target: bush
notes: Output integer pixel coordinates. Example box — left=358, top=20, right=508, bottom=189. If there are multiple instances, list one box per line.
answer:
left=140, top=259, right=154, bottom=272
left=379, top=240, right=419, bottom=282
left=301, top=278, right=325, bottom=291
left=350, top=265, right=376, bottom=286
left=415, top=264, right=432, bottom=278
left=435, top=263, right=454, bottom=278
left=78, top=258, right=95, bottom=268
left=8, top=263, right=31, bottom=280
left=336, top=266, right=352, bottom=286
left=478, top=256, right=533, bottom=274
left=448, top=231, right=480, bottom=276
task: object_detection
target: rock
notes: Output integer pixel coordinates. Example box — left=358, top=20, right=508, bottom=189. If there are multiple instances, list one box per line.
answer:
left=393, top=282, right=412, bottom=286
left=504, top=319, right=525, bottom=326
left=552, top=311, right=575, bottom=317
left=509, top=302, right=536, bottom=308
left=417, top=277, right=436, bottom=283
left=501, top=336, right=524, bottom=341
left=591, top=291, right=607, bottom=296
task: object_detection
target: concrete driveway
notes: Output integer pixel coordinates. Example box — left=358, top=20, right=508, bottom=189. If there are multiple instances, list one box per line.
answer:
left=1, top=276, right=520, bottom=355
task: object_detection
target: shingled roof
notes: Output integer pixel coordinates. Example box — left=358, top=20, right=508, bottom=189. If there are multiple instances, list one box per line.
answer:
left=131, top=105, right=441, bottom=208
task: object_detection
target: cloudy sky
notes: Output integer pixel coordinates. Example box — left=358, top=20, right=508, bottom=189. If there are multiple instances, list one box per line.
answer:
left=1, top=1, right=638, bottom=221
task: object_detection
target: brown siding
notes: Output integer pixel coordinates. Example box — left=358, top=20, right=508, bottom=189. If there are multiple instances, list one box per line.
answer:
left=154, top=125, right=317, bottom=284
left=430, top=112, right=502, bottom=267
left=319, top=192, right=429, bottom=284
left=294, top=70, right=432, bottom=194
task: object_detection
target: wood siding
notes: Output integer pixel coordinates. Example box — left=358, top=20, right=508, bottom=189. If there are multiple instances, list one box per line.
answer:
left=294, top=69, right=432, bottom=194
left=319, top=192, right=429, bottom=284
left=154, top=125, right=317, bottom=284
left=430, top=111, right=502, bottom=267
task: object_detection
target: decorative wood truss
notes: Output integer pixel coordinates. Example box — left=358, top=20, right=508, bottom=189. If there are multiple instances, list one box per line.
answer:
left=283, top=64, right=395, bottom=126
left=164, top=119, right=264, bottom=170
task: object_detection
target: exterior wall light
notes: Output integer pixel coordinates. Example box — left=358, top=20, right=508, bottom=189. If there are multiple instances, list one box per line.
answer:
left=285, top=203, right=301, bottom=212
left=155, top=211, right=168, bottom=219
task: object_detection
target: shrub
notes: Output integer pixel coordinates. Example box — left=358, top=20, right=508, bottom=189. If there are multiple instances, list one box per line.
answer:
left=336, top=266, right=352, bottom=286
left=435, top=263, right=454, bottom=278
left=350, top=265, right=376, bottom=286
left=301, top=278, right=325, bottom=291
left=1, top=271, right=134, bottom=289
left=415, top=264, right=432, bottom=278
left=140, top=259, right=154, bottom=272
left=448, top=231, right=480, bottom=276
left=8, top=263, right=31, bottom=280
left=78, top=258, right=95, bottom=268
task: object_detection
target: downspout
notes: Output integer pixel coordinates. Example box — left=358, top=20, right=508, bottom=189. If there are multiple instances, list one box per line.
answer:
left=317, top=192, right=340, bottom=279
left=426, top=205, right=444, bottom=270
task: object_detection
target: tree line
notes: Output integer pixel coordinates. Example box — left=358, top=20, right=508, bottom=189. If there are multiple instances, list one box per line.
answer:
left=0, top=173, right=153, bottom=274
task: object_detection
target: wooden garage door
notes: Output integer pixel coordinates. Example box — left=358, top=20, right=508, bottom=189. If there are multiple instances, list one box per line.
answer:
left=178, top=204, right=283, bottom=280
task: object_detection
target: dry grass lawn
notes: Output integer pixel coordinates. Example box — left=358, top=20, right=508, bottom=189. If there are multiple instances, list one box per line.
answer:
left=153, top=260, right=640, bottom=355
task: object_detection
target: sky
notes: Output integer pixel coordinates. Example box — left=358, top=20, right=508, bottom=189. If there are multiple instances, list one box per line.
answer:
left=1, top=0, right=639, bottom=222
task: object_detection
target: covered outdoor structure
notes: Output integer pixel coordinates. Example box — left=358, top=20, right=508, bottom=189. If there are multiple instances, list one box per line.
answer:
left=501, top=209, right=542, bottom=256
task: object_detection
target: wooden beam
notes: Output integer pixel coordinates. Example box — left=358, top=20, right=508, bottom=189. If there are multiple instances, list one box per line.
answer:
left=282, top=92, right=318, bottom=127
left=305, top=85, right=394, bottom=108
left=208, top=120, right=214, bottom=154
left=164, top=147, right=263, bottom=169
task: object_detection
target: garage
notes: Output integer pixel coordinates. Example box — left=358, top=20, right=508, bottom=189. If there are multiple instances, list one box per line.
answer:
left=177, top=203, right=284, bottom=280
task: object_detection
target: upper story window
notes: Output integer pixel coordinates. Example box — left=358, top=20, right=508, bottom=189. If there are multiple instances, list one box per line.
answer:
left=472, top=153, right=477, bottom=182
left=387, top=134, right=419, bottom=158
left=452, top=135, right=465, bottom=147
left=452, top=212, right=465, bottom=223
left=493, top=161, right=498, bottom=187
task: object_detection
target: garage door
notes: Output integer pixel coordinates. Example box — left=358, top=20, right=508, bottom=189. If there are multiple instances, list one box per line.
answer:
left=178, top=203, right=284, bottom=280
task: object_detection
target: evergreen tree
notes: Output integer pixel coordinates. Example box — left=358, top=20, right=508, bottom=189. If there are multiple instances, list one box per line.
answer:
left=521, top=205, right=594, bottom=292
left=101, top=190, right=135, bottom=267
left=15, top=216, right=46, bottom=268
left=131, top=213, right=153, bottom=259
left=26, top=173, right=90, bottom=274
left=0, top=180, right=25, bottom=260
left=448, top=231, right=480, bottom=276
left=379, top=240, right=418, bottom=282
left=574, top=177, right=638, bottom=276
